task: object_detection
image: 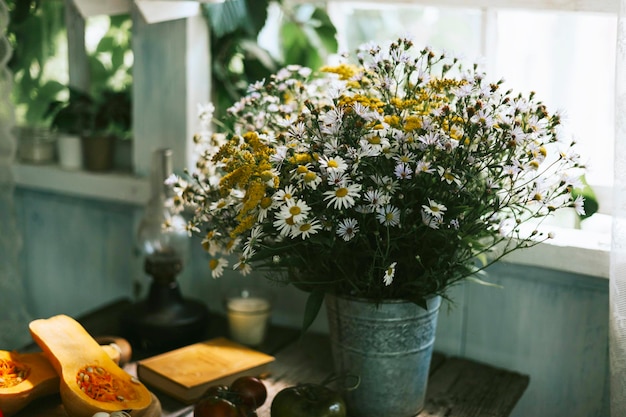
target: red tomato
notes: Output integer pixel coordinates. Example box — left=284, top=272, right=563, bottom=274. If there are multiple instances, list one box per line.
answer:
left=194, top=396, right=239, bottom=417
left=203, top=384, right=230, bottom=399
left=230, top=376, right=267, bottom=410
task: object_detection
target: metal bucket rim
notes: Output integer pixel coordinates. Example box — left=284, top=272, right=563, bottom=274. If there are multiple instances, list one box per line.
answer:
left=327, top=293, right=442, bottom=309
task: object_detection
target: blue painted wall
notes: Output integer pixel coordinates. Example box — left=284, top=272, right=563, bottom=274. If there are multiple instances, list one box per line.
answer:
left=14, top=187, right=609, bottom=417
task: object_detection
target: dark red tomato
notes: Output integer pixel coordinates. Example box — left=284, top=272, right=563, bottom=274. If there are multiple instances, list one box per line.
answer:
left=194, top=396, right=239, bottom=417
left=203, top=384, right=230, bottom=399
left=230, top=376, right=267, bottom=410
left=236, top=404, right=258, bottom=417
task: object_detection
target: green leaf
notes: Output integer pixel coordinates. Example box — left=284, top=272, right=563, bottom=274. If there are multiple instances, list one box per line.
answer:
left=244, top=0, right=270, bottom=35
left=466, top=275, right=503, bottom=289
left=37, top=80, right=65, bottom=101
left=88, top=58, right=111, bottom=92
left=301, top=289, right=325, bottom=335
left=110, top=47, right=125, bottom=70
left=281, top=21, right=311, bottom=66
left=240, top=39, right=278, bottom=77
left=96, top=36, right=115, bottom=54
left=310, top=8, right=338, bottom=53
left=203, top=0, right=248, bottom=38
left=571, top=175, right=599, bottom=220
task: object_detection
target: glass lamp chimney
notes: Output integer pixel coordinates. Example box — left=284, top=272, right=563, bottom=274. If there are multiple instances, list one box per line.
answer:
left=137, top=148, right=187, bottom=262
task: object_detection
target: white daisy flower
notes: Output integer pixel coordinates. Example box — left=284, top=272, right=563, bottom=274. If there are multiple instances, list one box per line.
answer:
left=573, top=195, right=586, bottom=216
left=508, top=126, right=529, bottom=147
left=394, top=163, right=413, bottom=180
left=383, top=262, right=397, bottom=286
left=364, top=189, right=389, bottom=210
left=376, top=205, right=401, bottom=227
left=185, top=222, right=200, bottom=237
left=257, top=196, right=276, bottom=222
left=303, top=170, right=322, bottom=190
left=201, top=231, right=221, bottom=256
left=320, top=108, right=344, bottom=135
left=288, top=122, right=307, bottom=139
left=164, top=173, right=179, bottom=187
left=416, top=160, right=434, bottom=174
left=323, top=183, right=362, bottom=210
left=336, top=218, right=359, bottom=241
left=418, top=131, right=440, bottom=147
left=327, top=170, right=349, bottom=187
left=323, top=137, right=341, bottom=154
left=243, top=227, right=263, bottom=257
left=560, top=172, right=584, bottom=190
left=270, top=145, right=288, bottom=164
left=371, top=175, right=400, bottom=195
left=319, top=155, right=348, bottom=173
left=233, top=257, right=253, bottom=276
left=503, top=164, right=521, bottom=176
left=421, top=211, right=441, bottom=230
left=437, top=166, right=461, bottom=186
left=422, top=199, right=447, bottom=220
left=470, top=108, right=495, bottom=128
left=273, top=215, right=298, bottom=236
left=291, top=219, right=322, bottom=239
left=273, top=185, right=298, bottom=203
left=197, top=102, right=215, bottom=123
left=497, top=218, right=515, bottom=237
left=279, top=199, right=311, bottom=223
left=209, top=257, right=228, bottom=278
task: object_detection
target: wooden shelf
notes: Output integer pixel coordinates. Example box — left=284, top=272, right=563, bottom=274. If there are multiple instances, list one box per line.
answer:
left=13, top=163, right=150, bottom=206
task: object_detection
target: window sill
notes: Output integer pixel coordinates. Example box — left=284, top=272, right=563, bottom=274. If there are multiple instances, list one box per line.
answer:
left=11, top=163, right=612, bottom=278
left=12, top=163, right=150, bottom=206
left=502, top=223, right=611, bottom=279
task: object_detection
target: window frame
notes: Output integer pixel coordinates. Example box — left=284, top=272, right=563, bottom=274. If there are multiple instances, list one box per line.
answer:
left=320, top=0, right=616, bottom=276
left=12, top=0, right=210, bottom=206
left=11, top=0, right=616, bottom=278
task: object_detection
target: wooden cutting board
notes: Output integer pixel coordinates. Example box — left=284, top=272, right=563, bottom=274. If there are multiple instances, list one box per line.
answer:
left=13, top=392, right=162, bottom=417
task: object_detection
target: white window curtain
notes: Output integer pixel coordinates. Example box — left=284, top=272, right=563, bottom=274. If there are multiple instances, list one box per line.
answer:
left=0, top=0, right=32, bottom=349
left=612, top=0, right=626, bottom=414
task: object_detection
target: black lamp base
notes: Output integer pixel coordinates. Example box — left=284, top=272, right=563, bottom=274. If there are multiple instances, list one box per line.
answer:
left=121, top=254, right=209, bottom=352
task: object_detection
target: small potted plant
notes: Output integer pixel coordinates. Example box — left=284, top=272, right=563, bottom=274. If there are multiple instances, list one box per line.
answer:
left=47, top=86, right=132, bottom=172
left=47, top=87, right=92, bottom=170
left=88, top=89, right=132, bottom=170
left=83, top=88, right=132, bottom=172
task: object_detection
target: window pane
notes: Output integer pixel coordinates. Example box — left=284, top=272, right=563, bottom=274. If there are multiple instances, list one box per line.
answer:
left=326, top=4, right=615, bottom=191
left=494, top=10, right=615, bottom=187
left=328, top=3, right=482, bottom=58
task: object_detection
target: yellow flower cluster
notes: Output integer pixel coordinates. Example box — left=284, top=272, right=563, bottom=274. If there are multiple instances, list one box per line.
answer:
left=215, top=132, right=276, bottom=237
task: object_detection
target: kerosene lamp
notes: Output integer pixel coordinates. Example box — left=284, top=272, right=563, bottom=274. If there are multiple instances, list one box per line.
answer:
left=122, top=148, right=209, bottom=351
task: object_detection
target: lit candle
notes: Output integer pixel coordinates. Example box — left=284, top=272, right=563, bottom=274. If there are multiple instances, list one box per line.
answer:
left=226, top=296, right=271, bottom=346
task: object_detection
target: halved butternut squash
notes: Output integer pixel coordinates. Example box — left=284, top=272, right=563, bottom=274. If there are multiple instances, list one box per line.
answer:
left=0, top=350, right=58, bottom=416
left=29, top=315, right=152, bottom=417
left=0, top=343, right=123, bottom=416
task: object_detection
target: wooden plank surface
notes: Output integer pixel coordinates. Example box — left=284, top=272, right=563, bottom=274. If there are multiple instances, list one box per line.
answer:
left=17, top=299, right=529, bottom=417
left=421, top=357, right=530, bottom=417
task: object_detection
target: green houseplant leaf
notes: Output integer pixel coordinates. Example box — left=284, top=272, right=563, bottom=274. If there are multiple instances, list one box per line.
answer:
left=203, top=0, right=337, bottom=122
left=572, top=175, right=599, bottom=221
left=302, top=290, right=325, bottom=335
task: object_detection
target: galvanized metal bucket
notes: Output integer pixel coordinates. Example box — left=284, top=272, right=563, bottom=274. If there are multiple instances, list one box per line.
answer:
left=325, top=294, right=441, bottom=417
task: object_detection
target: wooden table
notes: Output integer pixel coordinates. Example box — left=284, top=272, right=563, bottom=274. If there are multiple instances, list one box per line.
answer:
left=19, top=298, right=530, bottom=417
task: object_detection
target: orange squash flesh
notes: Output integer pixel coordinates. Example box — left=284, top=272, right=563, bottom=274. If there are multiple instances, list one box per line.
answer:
left=29, top=315, right=152, bottom=417
left=0, top=350, right=58, bottom=416
left=0, top=345, right=121, bottom=416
